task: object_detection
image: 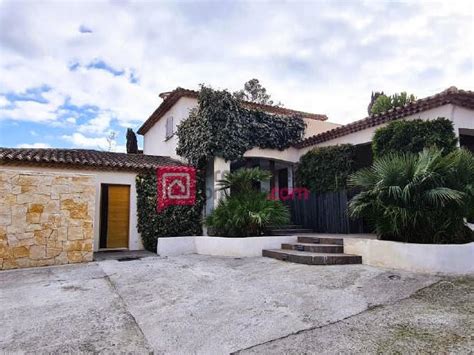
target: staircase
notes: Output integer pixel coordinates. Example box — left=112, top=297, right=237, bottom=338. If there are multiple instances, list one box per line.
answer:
left=267, top=224, right=313, bottom=236
left=263, top=236, right=362, bottom=265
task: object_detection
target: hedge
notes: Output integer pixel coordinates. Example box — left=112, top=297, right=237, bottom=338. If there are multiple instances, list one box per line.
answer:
left=372, top=117, right=458, bottom=158
left=296, top=144, right=356, bottom=193
left=136, top=171, right=204, bottom=252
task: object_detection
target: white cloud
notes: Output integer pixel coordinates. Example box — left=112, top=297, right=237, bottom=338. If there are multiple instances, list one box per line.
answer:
left=17, top=142, right=51, bottom=148
left=0, top=0, right=472, bottom=139
left=78, top=112, right=112, bottom=134
left=0, top=95, right=8, bottom=107
left=61, top=132, right=123, bottom=152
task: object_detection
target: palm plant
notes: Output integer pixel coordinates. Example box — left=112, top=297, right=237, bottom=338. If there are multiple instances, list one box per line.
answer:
left=348, top=148, right=474, bottom=244
left=206, top=168, right=290, bottom=237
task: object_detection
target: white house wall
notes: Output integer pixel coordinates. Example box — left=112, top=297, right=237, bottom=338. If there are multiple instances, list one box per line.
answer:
left=303, top=119, right=340, bottom=139
left=143, top=96, right=198, bottom=160
left=452, top=106, right=474, bottom=136
left=1, top=166, right=142, bottom=252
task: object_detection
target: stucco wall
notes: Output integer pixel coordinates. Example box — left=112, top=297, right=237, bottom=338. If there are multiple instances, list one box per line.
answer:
left=303, top=119, right=340, bottom=139
left=344, top=238, right=474, bottom=275
left=157, top=236, right=298, bottom=257
left=143, top=96, right=198, bottom=160
left=0, top=169, right=95, bottom=270
left=1, top=166, right=142, bottom=252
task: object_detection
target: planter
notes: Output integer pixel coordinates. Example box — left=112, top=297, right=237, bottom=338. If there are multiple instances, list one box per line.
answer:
left=157, top=236, right=297, bottom=257
left=344, top=238, right=474, bottom=275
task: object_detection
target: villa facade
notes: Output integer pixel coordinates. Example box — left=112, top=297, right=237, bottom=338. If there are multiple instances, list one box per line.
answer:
left=1, top=86, right=473, bottom=269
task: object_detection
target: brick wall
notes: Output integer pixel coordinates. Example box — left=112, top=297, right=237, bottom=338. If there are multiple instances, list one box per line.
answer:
left=0, top=169, right=95, bottom=270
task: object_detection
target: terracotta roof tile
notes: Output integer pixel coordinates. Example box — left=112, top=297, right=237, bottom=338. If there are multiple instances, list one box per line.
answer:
left=295, top=87, right=474, bottom=149
left=137, top=87, right=328, bottom=135
left=0, top=148, right=183, bottom=172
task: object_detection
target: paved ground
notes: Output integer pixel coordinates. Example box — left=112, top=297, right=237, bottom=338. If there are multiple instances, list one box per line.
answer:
left=1, top=255, right=472, bottom=354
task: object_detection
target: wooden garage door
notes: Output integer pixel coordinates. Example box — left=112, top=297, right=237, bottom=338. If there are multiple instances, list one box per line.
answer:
left=101, top=185, right=130, bottom=249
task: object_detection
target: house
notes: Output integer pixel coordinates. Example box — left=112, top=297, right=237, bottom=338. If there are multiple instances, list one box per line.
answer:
left=137, top=86, right=474, bottom=214
left=1, top=86, right=473, bottom=269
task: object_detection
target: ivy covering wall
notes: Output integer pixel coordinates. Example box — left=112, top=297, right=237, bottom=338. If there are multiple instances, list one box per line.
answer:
left=372, top=117, right=458, bottom=158
left=136, top=86, right=306, bottom=249
left=296, top=144, right=356, bottom=193
left=176, top=86, right=306, bottom=165
left=136, top=171, right=204, bottom=252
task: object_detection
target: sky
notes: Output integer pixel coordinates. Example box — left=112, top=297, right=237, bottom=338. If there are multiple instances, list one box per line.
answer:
left=0, top=0, right=472, bottom=152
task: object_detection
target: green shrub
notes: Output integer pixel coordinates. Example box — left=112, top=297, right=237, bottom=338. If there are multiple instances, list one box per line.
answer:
left=348, top=148, right=474, bottom=244
left=372, top=117, right=457, bottom=158
left=205, top=168, right=290, bottom=237
left=296, top=144, right=356, bottom=193
left=136, top=172, right=204, bottom=251
left=370, top=92, right=416, bottom=115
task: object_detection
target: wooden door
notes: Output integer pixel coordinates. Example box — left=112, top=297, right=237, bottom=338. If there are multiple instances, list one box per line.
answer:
left=105, top=185, right=130, bottom=249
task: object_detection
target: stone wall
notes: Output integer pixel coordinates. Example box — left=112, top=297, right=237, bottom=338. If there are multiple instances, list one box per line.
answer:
left=0, top=169, right=95, bottom=270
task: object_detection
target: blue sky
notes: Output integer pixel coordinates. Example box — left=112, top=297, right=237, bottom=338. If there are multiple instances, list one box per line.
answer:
left=0, top=0, right=472, bottom=152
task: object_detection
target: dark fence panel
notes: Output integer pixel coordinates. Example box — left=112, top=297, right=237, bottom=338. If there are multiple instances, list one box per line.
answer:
left=285, top=190, right=369, bottom=234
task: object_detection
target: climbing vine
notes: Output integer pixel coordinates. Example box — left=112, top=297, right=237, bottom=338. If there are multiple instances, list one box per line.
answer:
left=136, top=167, right=205, bottom=252
left=176, top=86, right=306, bottom=165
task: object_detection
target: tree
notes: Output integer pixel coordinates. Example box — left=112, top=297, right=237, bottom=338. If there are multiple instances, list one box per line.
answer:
left=367, top=91, right=384, bottom=115
left=233, top=78, right=281, bottom=106
left=370, top=92, right=416, bottom=115
left=348, top=148, right=474, bottom=244
left=126, top=128, right=138, bottom=154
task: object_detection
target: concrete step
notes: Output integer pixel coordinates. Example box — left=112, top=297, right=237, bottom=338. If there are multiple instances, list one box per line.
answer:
left=269, top=229, right=313, bottom=236
left=281, top=243, right=344, bottom=254
left=262, top=249, right=362, bottom=265
left=298, top=236, right=344, bottom=245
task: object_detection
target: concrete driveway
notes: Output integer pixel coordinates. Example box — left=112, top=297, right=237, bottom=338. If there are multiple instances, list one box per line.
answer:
left=1, top=255, right=472, bottom=354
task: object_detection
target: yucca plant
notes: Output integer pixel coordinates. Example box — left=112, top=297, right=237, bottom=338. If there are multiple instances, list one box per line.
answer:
left=348, top=148, right=474, bottom=244
left=205, top=168, right=290, bottom=237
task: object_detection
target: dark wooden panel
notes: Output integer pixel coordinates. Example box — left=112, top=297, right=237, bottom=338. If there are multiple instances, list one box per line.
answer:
left=285, top=190, right=370, bottom=234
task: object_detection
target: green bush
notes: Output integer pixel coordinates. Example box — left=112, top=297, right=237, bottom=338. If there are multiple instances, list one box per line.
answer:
left=136, top=172, right=203, bottom=251
left=348, top=148, right=474, bottom=244
left=372, top=117, right=457, bottom=158
left=296, top=144, right=356, bottom=193
left=370, top=92, right=416, bottom=115
left=205, top=168, right=290, bottom=237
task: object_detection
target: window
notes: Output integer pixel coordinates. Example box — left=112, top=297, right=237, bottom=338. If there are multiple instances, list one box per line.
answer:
left=165, top=116, right=174, bottom=139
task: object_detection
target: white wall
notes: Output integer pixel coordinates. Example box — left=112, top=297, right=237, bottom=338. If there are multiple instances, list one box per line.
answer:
left=452, top=106, right=474, bottom=138
left=143, top=96, right=198, bottom=160
left=157, top=236, right=298, bottom=257
left=303, top=119, right=340, bottom=139
left=1, top=166, right=142, bottom=252
left=344, top=238, right=474, bottom=275
left=298, top=104, right=464, bottom=157
left=244, top=146, right=300, bottom=163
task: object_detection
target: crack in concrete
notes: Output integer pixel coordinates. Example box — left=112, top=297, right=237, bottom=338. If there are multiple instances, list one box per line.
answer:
left=231, top=279, right=444, bottom=354
left=101, top=266, right=154, bottom=353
